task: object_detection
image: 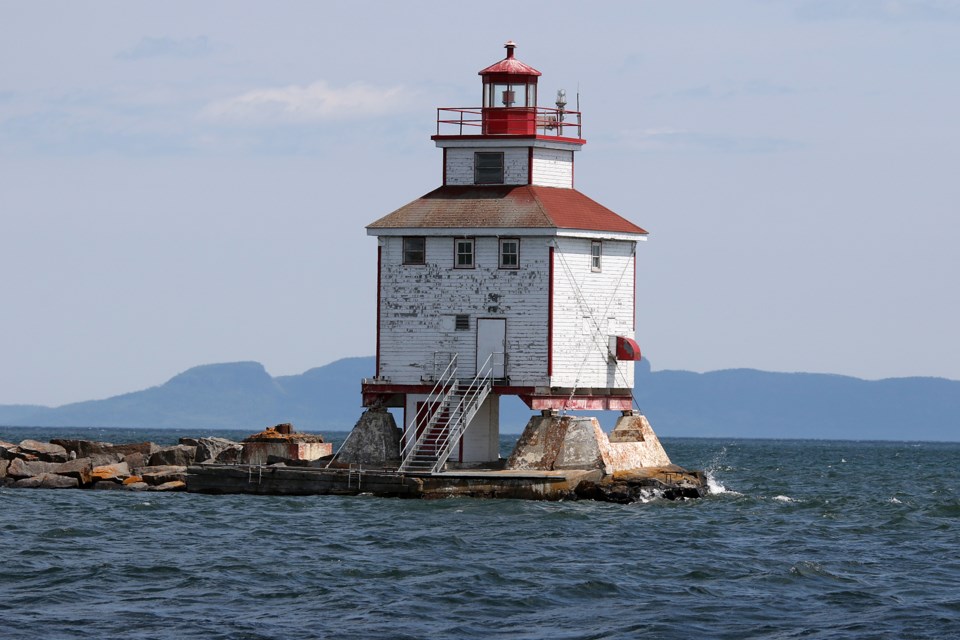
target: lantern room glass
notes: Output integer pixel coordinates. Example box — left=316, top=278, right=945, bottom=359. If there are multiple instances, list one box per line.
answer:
left=484, top=82, right=536, bottom=108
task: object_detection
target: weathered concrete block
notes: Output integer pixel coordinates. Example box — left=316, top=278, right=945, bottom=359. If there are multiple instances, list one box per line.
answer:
left=18, top=440, right=69, bottom=463
left=553, top=419, right=606, bottom=471
left=149, top=445, right=197, bottom=467
left=242, top=441, right=331, bottom=466
left=601, top=414, right=671, bottom=470
left=336, top=408, right=401, bottom=468
left=507, top=415, right=574, bottom=470
left=507, top=413, right=671, bottom=475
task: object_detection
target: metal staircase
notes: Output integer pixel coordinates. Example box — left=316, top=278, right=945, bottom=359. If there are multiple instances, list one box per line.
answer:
left=399, top=354, right=496, bottom=474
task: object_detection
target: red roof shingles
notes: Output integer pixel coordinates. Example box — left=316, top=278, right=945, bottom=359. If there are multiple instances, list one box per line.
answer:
left=366, top=185, right=647, bottom=235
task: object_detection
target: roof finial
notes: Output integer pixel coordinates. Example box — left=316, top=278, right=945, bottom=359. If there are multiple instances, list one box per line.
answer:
left=504, top=40, right=517, bottom=59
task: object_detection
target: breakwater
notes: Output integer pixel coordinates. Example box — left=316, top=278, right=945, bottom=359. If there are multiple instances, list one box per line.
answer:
left=0, top=436, right=240, bottom=492
left=1, top=434, right=706, bottom=502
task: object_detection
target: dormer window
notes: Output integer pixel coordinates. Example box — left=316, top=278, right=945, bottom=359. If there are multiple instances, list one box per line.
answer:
left=475, top=152, right=504, bottom=184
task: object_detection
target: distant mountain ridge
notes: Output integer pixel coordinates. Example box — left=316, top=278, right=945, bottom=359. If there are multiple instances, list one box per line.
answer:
left=0, top=357, right=957, bottom=441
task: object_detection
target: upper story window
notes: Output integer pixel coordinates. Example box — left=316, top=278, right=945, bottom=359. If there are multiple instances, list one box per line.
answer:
left=591, top=240, right=602, bottom=272
left=403, top=237, right=426, bottom=265
left=455, top=238, right=475, bottom=269
left=499, top=238, right=519, bottom=269
left=475, top=152, right=504, bottom=184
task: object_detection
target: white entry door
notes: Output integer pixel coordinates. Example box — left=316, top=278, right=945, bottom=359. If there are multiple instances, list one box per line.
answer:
left=476, top=318, right=506, bottom=378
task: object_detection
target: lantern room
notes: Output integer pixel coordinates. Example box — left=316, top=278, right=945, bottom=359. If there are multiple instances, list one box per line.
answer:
left=479, top=41, right=541, bottom=135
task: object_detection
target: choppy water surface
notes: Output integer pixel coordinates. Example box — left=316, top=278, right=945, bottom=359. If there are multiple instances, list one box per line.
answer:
left=1, top=429, right=958, bottom=639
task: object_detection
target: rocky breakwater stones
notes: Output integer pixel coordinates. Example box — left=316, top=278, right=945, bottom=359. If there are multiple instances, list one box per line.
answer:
left=0, top=435, right=242, bottom=492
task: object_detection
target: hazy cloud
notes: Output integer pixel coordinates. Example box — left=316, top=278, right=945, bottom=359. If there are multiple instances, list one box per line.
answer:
left=117, top=36, right=213, bottom=60
left=796, top=0, right=960, bottom=22
left=201, top=81, right=414, bottom=124
left=619, top=127, right=800, bottom=154
left=662, top=80, right=795, bottom=101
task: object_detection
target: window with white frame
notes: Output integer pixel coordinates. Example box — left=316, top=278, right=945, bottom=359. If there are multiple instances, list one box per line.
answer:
left=455, top=238, right=474, bottom=269
left=591, top=240, right=602, bottom=272
left=499, top=238, right=519, bottom=269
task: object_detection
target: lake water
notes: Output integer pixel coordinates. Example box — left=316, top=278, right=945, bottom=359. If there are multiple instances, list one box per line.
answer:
left=1, top=426, right=958, bottom=639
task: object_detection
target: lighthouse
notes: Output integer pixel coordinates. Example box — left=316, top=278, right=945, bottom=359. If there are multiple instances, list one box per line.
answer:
left=346, top=42, right=671, bottom=474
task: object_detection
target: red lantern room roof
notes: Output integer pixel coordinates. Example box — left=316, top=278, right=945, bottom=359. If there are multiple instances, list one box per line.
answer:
left=478, top=41, right=541, bottom=81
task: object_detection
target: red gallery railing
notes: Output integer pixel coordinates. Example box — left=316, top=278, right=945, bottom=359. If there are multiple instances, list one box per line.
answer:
left=436, top=106, right=583, bottom=139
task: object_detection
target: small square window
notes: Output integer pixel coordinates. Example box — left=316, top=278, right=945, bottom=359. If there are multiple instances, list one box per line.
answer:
left=499, top=238, right=519, bottom=269
left=591, top=240, right=602, bottom=272
left=403, top=237, right=425, bottom=265
left=455, top=314, right=470, bottom=331
left=455, top=238, right=474, bottom=269
left=475, top=152, right=504, bottom=184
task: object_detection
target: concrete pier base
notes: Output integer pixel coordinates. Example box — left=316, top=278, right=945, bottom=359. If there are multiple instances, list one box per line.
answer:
left=335, top=408, right=402, bottom=468
left=507, top=412, right=671, bottom=475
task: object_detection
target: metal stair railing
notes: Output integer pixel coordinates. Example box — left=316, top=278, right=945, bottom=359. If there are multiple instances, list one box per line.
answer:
left=429, top=353, right=497, bottom=474
left=398, top=354, right=458, bottom=471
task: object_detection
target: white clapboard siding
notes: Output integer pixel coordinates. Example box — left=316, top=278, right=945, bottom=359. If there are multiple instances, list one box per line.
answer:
left=379, top=236, right=551, bottom=385
left=550, top=237, right=636, bottom=390
left=445, top=148, right=528, bottom=185
left=530, top=148, right=573, bottom=188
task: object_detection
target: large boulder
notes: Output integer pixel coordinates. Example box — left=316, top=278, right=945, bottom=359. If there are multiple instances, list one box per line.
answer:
left=149, top=480, right=186, bottom=492
left=194, top=437, right=241, bottom=463
left=50, top=439, right=157, bottom=459
left=91, top=461, right=130, bottom=483
left=0, top=459, right=9, bottom=479
left=148, top=445, right=197, bottom=467
left=11, top=473, right=77, bottom=489
left=92, top=481, right=125, bottom=490
left=90, top=453, right=124, bottom=467
left=18, top=440, right=69, bottom=463
left=55, top=458, right=94, bottom=486
left=139, top=465, right=187, bottom=486
left=40, top=473, right=79, bottom=489
left=122, top=452, right=148, bottom=472
left=1, top=441, right=21, bottom=460
left=7, top=458, right=60, bottom=479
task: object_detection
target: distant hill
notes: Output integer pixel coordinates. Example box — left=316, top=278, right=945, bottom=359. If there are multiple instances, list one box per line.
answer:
left=1, top=357, right=957, bottom=441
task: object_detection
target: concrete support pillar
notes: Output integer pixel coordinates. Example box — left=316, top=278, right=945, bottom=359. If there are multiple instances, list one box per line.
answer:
left=506, top=412, right=671, bottom=475
left=337, top=408, right=402, bottom=468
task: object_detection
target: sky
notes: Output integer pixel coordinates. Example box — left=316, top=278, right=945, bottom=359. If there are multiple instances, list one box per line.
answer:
left=1, top=0, right=959, bottom=406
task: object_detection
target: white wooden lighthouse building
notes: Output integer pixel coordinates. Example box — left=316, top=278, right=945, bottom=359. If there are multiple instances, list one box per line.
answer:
left=361, top=42, right=649, bottom=472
